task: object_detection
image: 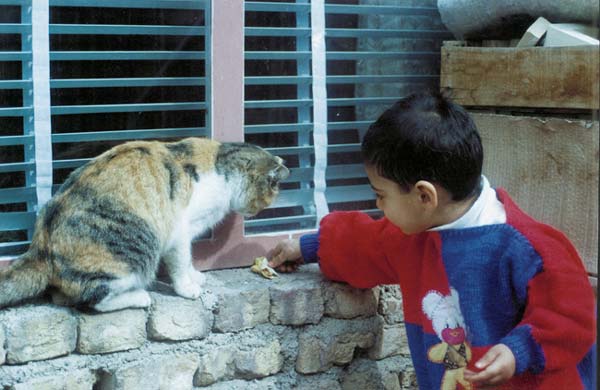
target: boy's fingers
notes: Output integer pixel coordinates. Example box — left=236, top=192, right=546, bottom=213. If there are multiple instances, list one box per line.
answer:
left=463, top=369, right=475, bottom=378
left=465, top=368, right=495, bottom=384
left=475, top=348, right=500, bottom=369
left=484, top=373, right=505, bottom=385
left=268, top=250, right=285, bottom=267
left=274, top=262, right=298, bottom=273
left=467, top=358, right=510, bottom=385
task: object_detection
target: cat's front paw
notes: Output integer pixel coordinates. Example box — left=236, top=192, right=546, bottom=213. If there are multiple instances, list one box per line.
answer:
left=174, top=280, right=202, bottom=300
left=190, top=270, right=206, bottom=286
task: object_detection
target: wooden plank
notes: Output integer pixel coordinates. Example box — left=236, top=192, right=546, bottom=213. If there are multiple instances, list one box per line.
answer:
left=475, top=113, right=598, bottom=274
left=441, top=42, right=600, bottom=109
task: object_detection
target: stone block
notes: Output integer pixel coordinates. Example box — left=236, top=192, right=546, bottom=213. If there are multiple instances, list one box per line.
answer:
left=329, top=332, right=374, bottom=365
left=0, top=305, right=77, bottom=364
left=99, top=353, right=198, bottom=390
left=203, top=268, right=271, bottom=333
left=340, top=356, right=413, bottom=390
left=270, top=279, right=323, bottom=325
left=202, top=377, right=279, bottom=390
left=147, top=292, right=212, bottom=341
left=369, top=318, right=410, bottom=360
left=296, top=375, right=342, bottom=390
left=296, top=336, right=328, bottom=374
left=399, top=367, right=418, bottom=390
left=194, top=346, right=236, bottom=386
left=234, top=340, right=283, bottom=379
left=77, top=309, right=147, bottom=354
left=213, top=288, right=270, bottom=333
left=378, top=285, right=404, bottom=324
left=157, top=354, right=199, bottom=390
left=296, top=318, right=376, bottom=374
left=324, top=283, right=379, bottom=319
left=99, top=359, right=159, bottom=390
left=10, top=369, right=96, bottom=390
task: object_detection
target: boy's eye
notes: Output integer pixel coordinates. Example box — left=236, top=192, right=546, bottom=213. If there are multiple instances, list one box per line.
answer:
left=375, top=193, right=384, bottom=200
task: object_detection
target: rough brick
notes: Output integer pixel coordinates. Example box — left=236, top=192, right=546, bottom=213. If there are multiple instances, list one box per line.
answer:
left=340, top=357, right=413, bottom=390
left=378, top=285, right=404, bottom=324
left=369, top=317, right=410, bottom=360
left=329, top=332, right=374, bottom=365
left=296, top=336, right=327, bottom=374
left=324, top=282, right=379, bottom=319
left=77, top=309, right=147, bottom=354
left=202, top=377, right=279, bottom=390
left=269, top=279, right=324, bottom=325
left=99, top=353, right=198, bottom=390
left=10, top=369, right=96, bottom=390
left=157, top=354, right=199, bottom=390
left=203, top=268, right=272, bottom=333
left=296, top=318, right=376, bottom=374
left=234, top=340, right=283, bottom=379
left=399, top=367, right=418, bottom=390
left=212, top=288, right=270, bottom=332
left=147, top=292, right=212, bottom=341
left=194, top=346, right=236, bottom=386
left=296, top=375, right=342, bottom=390
left=0, top=305, right=77, bottom=364
left=99, top=359, right=158, bottom=390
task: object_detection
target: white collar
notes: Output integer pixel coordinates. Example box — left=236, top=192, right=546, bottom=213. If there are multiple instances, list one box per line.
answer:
left=429, top=176, right=506, bottom=231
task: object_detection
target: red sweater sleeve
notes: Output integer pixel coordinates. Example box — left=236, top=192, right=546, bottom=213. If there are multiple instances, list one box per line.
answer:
left=504, top=224, right=596, bottom=373
left=316, top=211, right=402, bottom=289
left=498, top=189, right=596, bottom=377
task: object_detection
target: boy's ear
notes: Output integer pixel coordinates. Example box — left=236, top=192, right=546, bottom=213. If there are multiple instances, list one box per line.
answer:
left=415, top=180, right=438, bottom=208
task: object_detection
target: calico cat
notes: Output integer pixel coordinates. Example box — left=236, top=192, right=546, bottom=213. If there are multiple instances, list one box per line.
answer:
left=0, top=138, right=288, bottom=312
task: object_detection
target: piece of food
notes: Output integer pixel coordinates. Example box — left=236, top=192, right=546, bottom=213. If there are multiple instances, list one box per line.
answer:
left=250, top=256, right=279, bottom=279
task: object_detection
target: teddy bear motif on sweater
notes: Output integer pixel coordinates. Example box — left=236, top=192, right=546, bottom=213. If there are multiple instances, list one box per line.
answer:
left=422, top=288, right=473, bottom=390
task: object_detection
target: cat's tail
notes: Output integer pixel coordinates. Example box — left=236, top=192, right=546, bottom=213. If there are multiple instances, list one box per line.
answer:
left=0, top=252, right=50, bottom=308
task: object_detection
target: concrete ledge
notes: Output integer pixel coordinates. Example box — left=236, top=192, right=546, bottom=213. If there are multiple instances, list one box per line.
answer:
left=0, top=264, right=416, bottom=389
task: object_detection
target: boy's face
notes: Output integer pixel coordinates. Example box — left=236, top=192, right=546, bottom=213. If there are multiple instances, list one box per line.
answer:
left=365, top=164, right=434, bottom=234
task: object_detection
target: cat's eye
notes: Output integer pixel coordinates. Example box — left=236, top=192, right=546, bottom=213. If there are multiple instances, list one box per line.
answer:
left=268, top=177, right=279, bottom=190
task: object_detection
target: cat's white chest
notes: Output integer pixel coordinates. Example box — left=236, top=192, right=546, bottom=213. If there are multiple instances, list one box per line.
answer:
left=180, top=172, right=232, bottom=238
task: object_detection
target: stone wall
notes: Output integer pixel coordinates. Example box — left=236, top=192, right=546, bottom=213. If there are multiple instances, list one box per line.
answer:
left=0, top=264, right=416, bottom=390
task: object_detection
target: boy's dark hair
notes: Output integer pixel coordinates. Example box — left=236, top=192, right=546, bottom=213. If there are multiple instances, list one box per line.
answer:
left=361, top=91, right=483, bottom=201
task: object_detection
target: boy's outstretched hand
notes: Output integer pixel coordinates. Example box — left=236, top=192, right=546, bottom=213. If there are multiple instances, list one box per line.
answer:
left=464, top=344, right=516, bottom=389
left=267, top=239, right=304, bottom=272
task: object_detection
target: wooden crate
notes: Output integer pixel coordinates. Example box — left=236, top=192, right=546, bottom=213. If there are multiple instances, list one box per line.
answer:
left=475, top=113, right=598, bottom=287
left=441, top=41, right=600, bottom=110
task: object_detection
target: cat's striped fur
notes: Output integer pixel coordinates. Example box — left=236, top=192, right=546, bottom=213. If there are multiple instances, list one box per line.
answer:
left=0, top=138, right=288, bottom=311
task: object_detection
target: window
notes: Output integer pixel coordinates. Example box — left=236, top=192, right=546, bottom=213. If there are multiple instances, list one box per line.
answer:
left=0, top=0, right=449, bottom=269
left=242, top=0, right=449, bottom=232
left=0, top=0, right=209, bottom=256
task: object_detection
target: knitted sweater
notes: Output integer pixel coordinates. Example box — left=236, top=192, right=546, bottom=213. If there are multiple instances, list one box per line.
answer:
left=300, top=188, right=596, bottom=390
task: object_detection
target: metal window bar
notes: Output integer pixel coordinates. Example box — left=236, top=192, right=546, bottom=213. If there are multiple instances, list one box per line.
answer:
left=324, top=0, right=451, bottom=215
left=242, top=0, right=451, bottom=233
left=0, top=0, right=209, bottom=257
left=243, top=0, right=320, bottom=234
left=0, top=0, right=35, bottom=255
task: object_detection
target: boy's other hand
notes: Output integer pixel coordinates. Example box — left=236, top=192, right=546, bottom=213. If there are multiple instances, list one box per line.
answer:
left=267, top=239, right=304, bottom=272
left=463, top=344, right=516, bottom=388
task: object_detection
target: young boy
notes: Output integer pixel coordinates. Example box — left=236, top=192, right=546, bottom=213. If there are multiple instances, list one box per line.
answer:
left=268, top=92, right=596, bottom=390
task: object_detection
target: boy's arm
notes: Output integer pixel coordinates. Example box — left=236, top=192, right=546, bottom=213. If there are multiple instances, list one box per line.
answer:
left=499, top=225, right=596, bottom=376
left=308, top=211, right=401, bottom=289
